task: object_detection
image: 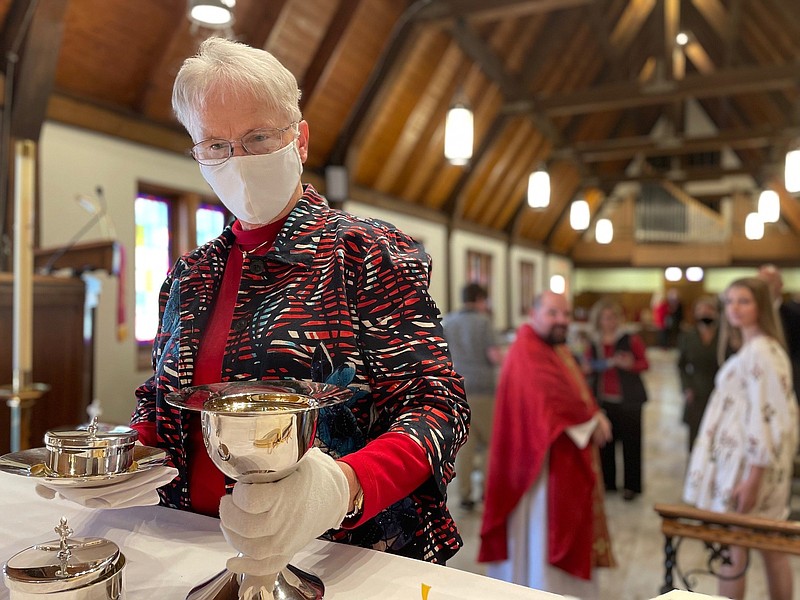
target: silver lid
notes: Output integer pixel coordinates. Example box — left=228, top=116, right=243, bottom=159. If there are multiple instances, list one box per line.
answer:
left=3, top=518, right=124, bottom=594
left=44, top=417, right=137, bottom=450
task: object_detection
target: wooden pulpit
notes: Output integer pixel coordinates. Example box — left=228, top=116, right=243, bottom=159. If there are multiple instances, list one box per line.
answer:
left=0, top=240, right=119, bottom=453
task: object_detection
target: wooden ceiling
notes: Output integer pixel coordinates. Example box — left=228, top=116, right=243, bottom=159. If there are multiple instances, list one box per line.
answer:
left=1, top=0, right=800, bottom=267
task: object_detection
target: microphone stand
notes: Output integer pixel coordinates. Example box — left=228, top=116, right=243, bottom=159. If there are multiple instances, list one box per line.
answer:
left=40, top=202, right=106, bottom=274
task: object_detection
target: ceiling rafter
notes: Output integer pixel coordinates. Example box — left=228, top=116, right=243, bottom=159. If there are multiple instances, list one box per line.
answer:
left=558, top=125, right=799, bottom=162
left=327, top=0, right=427, bottom=167
left=415, top=0, right=593, bottom=24
left=507, top=60, right=800, bottom=117
left=585, top=1, right=625, bottom=81
left=240, top=0, right=290, bottom=49
left=132, top=3, right=193, bottom=117
left=1, top=0, right=68, bottom=140
left=298, top=0, right=360, bottom=112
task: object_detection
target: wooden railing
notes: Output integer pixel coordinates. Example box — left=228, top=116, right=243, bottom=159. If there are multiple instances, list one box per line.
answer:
left=654, top=503, right=800, bottom=593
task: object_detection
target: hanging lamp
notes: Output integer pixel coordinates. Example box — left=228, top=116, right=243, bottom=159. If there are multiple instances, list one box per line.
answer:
left=188, top=0, right=235, bottom=27
left=785, top=149, right=800, bottom=193
left=745, top=212, right=764, bottom=240
left=527, top=166, right=550, bottom=208
left=595, top=218, right=613, bottom=244
left=444, top=97, right=473, bottom=166
left=757, top=190, right=779, bottom=223
left=569, top=199, right=590, bottom=230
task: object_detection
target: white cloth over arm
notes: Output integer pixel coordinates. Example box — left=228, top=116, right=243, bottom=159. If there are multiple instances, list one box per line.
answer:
left=486, top=415, right=599, bottom=599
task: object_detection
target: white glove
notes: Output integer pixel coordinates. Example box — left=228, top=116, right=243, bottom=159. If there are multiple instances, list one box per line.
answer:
left=35, top=466, right=178, bottom=509
left=219, top=448, right=349, bottom=591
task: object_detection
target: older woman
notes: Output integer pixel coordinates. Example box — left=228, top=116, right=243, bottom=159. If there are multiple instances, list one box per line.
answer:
left=584, top=298, right=649, bottom=501
left=117, top=37, right=468, bottom=597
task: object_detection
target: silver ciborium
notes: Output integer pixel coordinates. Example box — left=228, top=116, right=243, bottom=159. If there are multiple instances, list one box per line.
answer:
left=166, top=380, right=352, bottom=600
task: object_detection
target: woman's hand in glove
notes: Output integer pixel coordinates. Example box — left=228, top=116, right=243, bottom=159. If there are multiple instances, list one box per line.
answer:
left=35, top=466, right=178, bottom=509
left=218, top=447, right=350, bottom=587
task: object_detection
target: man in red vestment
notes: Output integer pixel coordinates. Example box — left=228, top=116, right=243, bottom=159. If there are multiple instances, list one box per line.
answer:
left=479, top=291, right=615, bottom=597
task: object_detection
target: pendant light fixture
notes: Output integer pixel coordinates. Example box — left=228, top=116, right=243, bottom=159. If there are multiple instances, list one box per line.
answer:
left=685, top=266, right=704, bottom=282
left=745, top=212, right=764, bottom=240
left=527, top=166, right=550, bottom=209
left=549, top=274, right=566, bottom=294
left=444, top=100, right=473, bottom=166
left=188, top=0, right=235, bottom=27
left=569, top=199, right=590, bottom=230
left=785, top=149, right=800, bottom=193
left=757, top=190, right=779, bottom=223
left=664, top=267, right=682, bottom=282
left=595, top=218, right=613, bottom=244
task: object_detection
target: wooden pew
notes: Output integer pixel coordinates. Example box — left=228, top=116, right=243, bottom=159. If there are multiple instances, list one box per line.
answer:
left=654, top=503, right=800, bottom=593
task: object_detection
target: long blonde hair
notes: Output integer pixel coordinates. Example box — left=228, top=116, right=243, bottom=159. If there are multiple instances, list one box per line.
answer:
left=718, top=277, right=786, bottom=363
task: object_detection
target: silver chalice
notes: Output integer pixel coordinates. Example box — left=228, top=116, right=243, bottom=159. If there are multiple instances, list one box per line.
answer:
left=166, top=380, right=352, bottom=600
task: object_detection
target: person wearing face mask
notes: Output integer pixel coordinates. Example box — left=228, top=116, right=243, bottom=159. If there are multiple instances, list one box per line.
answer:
left=677, top=296, right=722, bottom=451
left=109, top=37, right=466, bottom=596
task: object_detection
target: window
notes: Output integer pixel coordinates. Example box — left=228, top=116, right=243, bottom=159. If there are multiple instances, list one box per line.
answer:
left=196, top=204, right=226, bottom=245
left=134, top=184, right=226, bottom=369
left=519, top=260, right=536, bottom=315
left=466, top=250, right=492, bottom=291
left=134, top=195, right=171, bottom=344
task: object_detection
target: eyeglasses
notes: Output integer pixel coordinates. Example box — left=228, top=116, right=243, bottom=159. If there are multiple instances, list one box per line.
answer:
left=190, top=122, right=298, bottom=166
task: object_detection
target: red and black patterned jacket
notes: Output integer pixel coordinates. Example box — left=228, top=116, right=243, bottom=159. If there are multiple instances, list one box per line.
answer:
left=131, top=185, right=469, bottom=563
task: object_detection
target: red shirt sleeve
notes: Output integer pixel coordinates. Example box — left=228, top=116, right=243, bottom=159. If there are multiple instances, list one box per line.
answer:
left=629, top=334, right=649, bottom=373
left=130, top=421, right=157, bottom=448
left=337, top=432, right=431, bottom=527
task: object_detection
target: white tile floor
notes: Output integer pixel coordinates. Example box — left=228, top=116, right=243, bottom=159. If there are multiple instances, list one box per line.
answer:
left=445, top=348, right=800, bottom=599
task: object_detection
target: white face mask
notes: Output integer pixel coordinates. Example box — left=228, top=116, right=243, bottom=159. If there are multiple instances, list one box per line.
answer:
left=199, top=140, right=303, bottom=226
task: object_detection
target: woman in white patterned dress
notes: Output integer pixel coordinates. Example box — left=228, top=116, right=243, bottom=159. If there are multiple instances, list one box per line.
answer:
left=683, top=277, right=798, bottom=600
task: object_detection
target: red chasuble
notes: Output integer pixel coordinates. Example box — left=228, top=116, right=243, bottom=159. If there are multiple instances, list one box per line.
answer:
left=478, top=323, right=614, bottom=579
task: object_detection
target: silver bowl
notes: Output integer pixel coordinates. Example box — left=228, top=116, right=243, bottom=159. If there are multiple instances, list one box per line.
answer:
left=44, top=418, right=138, bottom=478
left=165, top=380, right=353, bottom=599
left=165, top=380, right=352, bottom=483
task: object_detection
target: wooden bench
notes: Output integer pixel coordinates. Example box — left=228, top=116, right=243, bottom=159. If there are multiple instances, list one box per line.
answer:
left=653, top=503, right=800, bottom=593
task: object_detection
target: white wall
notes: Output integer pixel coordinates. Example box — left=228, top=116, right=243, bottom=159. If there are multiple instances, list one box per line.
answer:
left=574, top=268, right=663, bottom=293
left=574, top=267, right=800, bottom=297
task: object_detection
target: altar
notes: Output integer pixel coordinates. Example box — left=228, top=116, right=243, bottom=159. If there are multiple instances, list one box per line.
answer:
left=0, top=471, right=563, bottom=600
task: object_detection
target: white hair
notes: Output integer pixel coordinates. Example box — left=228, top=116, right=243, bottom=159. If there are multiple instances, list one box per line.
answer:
left=172, top=37, right=302, bottom=136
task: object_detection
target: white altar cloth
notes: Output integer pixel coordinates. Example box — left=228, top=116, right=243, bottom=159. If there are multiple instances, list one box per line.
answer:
left=0, top=471, right=562, bottom=599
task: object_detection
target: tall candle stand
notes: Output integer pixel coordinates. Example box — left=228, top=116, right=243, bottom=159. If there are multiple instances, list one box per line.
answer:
left=0, top=140, right=49, bottom=450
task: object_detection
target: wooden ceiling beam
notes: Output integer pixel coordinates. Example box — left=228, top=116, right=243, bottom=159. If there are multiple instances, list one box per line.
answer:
left=505, top=60, right=800, bottom=117
left=415, top=0, right=593, bottom=24
left=328, top=1, right=425, bottom=166
left=587, top=165, right=757, bottom=186
left=299, top=0, right=360, bottom=112
left=239, top=0, right=289, bottom=49
left=449, top=18, right=522, bottom=97
left=1, top=0, right=68, bottom=140
left=555, top=125, right=800, bottom=163
left=584, top=1, right=624, bottom=81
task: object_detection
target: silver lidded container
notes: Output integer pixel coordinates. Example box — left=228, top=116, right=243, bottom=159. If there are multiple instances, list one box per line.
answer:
left=44, top=417, right=138, bottom=477
left=3, top=517, right=126, bottom=599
